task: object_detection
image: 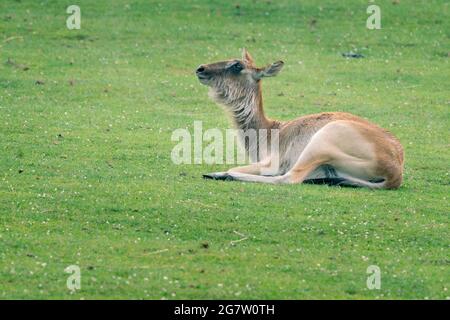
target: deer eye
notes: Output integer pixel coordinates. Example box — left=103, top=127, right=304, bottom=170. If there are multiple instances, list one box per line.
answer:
left=229, top=62, right=243, bottom=73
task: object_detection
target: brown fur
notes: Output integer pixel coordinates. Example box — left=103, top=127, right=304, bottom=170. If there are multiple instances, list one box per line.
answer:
left=196, top=50, right=404, bottom=189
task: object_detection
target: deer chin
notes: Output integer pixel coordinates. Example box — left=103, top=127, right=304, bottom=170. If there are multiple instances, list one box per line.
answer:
left=196, top=75, right=211, bottom=86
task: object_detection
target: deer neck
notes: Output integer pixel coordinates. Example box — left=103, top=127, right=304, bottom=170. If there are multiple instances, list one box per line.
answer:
left=210, top=81, right=275, bottom=131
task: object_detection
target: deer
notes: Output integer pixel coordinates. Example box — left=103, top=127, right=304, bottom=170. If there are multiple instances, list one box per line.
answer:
left=195, top=49, right=404, bottom=189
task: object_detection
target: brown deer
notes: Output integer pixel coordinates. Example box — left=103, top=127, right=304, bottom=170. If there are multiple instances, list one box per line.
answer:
left=195, top=49, right=404, bottom=189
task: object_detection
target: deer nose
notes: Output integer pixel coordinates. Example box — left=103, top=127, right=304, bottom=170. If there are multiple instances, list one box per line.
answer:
left=196, top=65, right=205, bottom=74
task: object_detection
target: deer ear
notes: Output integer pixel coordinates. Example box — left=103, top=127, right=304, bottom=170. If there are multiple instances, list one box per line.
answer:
left=254, top=61, right=284, bottom=80
left=242, top=48, right=254, bottom=65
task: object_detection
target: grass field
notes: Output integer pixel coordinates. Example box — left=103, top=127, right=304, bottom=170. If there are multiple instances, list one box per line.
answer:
left=0, top=0, right=448, bottom=299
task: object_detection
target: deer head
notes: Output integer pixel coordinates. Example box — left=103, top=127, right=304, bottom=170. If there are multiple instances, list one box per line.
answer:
left=195, top=49, right=284, bottom=90
left=195, top=49, right=284, bottom=131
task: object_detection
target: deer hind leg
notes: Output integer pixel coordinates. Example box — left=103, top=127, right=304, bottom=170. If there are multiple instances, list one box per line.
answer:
left=285, top=121, right=388, bottom=188
left=275, top=143, right=332, bottom=184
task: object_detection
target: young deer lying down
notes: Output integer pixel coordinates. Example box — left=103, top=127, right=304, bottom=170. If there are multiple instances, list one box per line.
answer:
left=195, top=49, right=404, bottom=189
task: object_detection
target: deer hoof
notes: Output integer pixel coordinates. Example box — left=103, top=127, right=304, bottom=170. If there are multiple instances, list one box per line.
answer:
left=203, top=172, right=234, bottom=181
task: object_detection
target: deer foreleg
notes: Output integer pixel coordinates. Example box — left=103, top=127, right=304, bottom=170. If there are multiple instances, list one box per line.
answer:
left=203, top=158, right=279, bottom=180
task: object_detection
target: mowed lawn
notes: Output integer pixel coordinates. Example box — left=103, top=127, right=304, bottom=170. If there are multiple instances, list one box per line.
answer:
left=0, top=0, right=448, bottom=299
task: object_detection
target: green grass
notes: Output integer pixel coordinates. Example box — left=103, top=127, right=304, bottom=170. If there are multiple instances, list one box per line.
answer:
left=0, top=0, right=448, bottom=299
